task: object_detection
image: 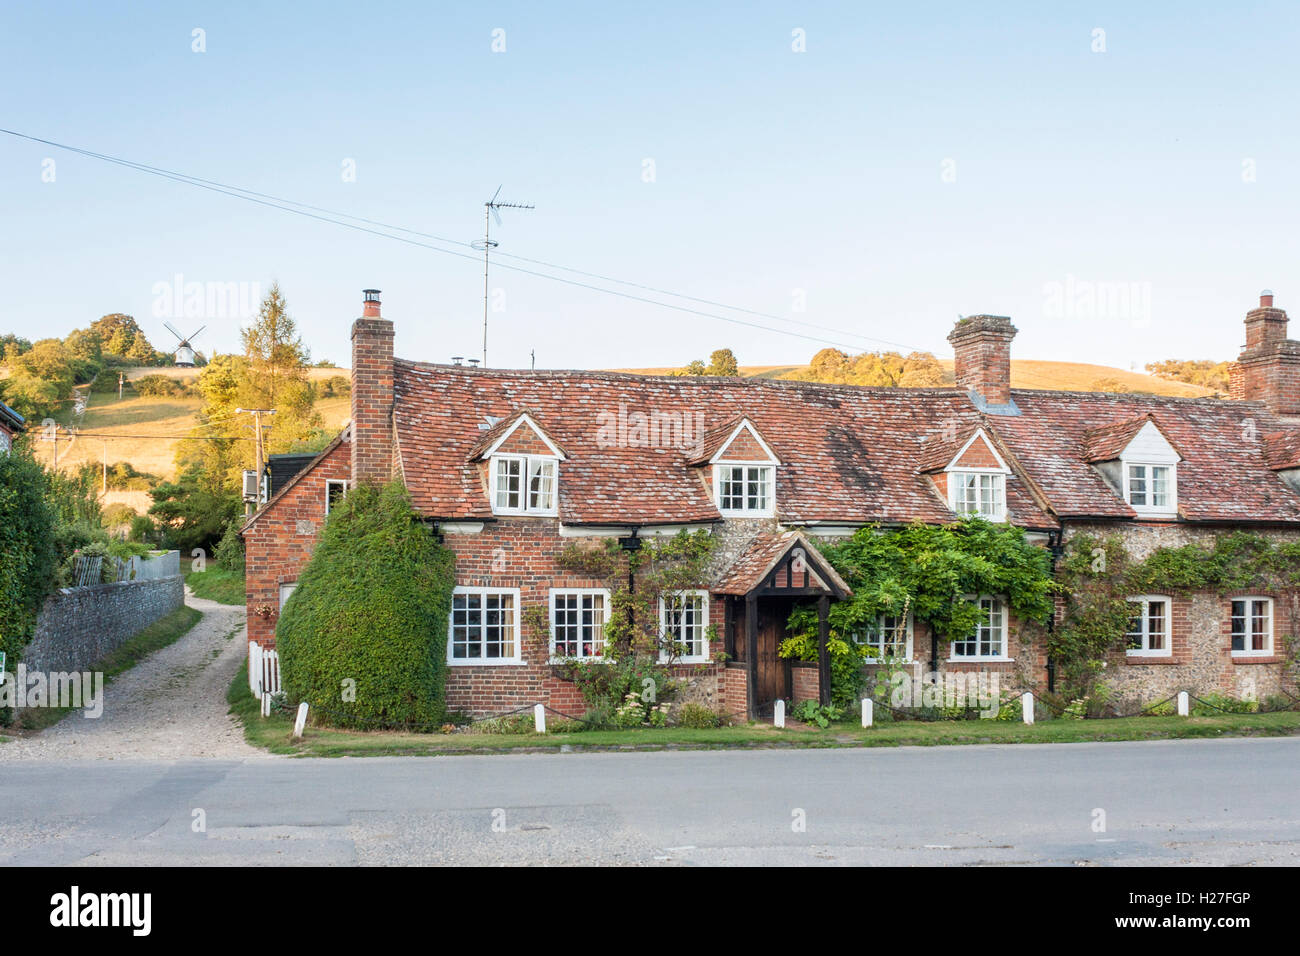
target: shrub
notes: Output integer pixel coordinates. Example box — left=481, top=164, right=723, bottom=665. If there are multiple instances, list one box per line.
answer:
left=1191, top=693, right=1259, bottom=716
left=789, top=700, right=843, bottom=728
left=676, top=702, right=723, bottom=728
left=213, top=516, right=245, bottom=571
left=276, top=481, right=455, bottom=730
left=132, top=374, right=182, bottom=397
left=102, top=503, right=139, bottom=527
left=0, top=442, right=58, bottom=673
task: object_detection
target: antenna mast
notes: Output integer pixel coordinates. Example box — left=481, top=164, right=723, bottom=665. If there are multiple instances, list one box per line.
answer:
left=472, top=186, right=533, bottom=367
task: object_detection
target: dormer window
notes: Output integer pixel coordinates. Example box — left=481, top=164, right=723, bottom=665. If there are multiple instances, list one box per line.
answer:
left=939, top=428, right=1011, bottom=522
left=471, top=411, right=566, bottom=518
left=697, top=418, right=780, bottom=518
left=1125, top=463, right=1173, bottom=511
left=1085, top=415, right=1181, bottom=518
left=492, top=455, right=557, bottom=515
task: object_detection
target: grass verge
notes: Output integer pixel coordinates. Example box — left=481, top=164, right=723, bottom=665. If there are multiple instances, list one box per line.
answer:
left=186, top=568, right=245, bottom=605
left=11, top=605, right=203, bottom=733
left=225, top=666, right=1300, bottom=757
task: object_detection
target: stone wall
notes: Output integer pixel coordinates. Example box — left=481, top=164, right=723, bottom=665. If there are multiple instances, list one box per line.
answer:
left=22, top=576, right=184, bottom=674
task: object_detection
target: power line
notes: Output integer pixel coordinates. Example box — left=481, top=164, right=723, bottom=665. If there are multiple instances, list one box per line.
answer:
left=0, top=128, right=926, bottom=355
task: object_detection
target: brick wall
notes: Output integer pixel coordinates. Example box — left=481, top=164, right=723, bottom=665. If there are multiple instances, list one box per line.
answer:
left=242, top=439, right=352, bottom=647
left=790, top=661, right=820, bottom=704
left=351, top=316, right=395, bottom=485
left=948, top=314, right=1017, bottom=406
left=23, top=576, right=184, bottom=674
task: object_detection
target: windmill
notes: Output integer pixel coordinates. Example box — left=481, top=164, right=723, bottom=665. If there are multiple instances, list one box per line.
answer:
left=470, top=186, right=533, bottom=367
left=164, top=321, right=206, bottom=367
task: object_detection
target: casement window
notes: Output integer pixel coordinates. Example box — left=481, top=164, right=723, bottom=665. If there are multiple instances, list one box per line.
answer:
left=448, top=587, right=521, bottom=665
left=854, top=613, right=913, bottom=661
left=715, top=464, right=774, bottom=516
left=1125, top=595, right=1171, bottom=657
left=659, top=590, right=710, bottom=663
left=550, top=588, right=609, bottom=660
left=950, top=472, right=1006, bottom=521
left=951, top=595, right=1009, bottom=660
left=278, top=582, right=297, bottom=610
left=1125, top=463, right=1175, bottom=512
left=491, top=455, right=558, bottom=516
left=1230, top=597, right=1273, bottom=657
left=325, top=479, right=349, bottom=514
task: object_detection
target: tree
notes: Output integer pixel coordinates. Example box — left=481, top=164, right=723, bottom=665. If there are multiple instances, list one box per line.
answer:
left=1145, top=359, right=1231, bottom=395
left=786, top=348, right=944, bottom=388
left=148, top=464, right=240, bottom=554
left=672, top=348, right=740, bottom=377
left=0, top=438, right=58, bottom=671
left=238, top=283, right=321, bottom=455
left=277, top=482, right=456, bottom=729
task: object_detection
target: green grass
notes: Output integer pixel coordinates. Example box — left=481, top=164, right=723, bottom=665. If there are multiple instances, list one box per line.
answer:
left=225, top=665, right=1300, bottom=757
left=186, top=568, right=245, bottom=605
left=14, top=605, right=203, bottom=732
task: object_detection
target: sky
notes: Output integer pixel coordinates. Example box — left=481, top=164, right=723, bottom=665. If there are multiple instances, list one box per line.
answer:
left=2, top=1, right=1298, bottom=376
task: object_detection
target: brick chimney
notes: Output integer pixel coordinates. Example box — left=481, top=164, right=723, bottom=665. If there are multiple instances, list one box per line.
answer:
left=948, top=314, right=1017, bottom=407
left=351, top=289, right=395, bottom=484
left=1236, top=290, right=1300, bottom=416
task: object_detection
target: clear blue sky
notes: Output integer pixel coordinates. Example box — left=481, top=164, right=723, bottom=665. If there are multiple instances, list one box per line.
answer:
left=2, top=1, right=1297, bottom=374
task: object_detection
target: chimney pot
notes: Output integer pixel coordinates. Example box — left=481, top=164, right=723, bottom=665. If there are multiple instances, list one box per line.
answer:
left=362, top=288, right=382, bottom=318
left=1261, top=289, right=1274, bottom=308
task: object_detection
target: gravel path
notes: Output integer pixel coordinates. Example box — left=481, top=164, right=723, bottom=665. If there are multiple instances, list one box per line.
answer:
left=0, top=590, right=267, bottom=761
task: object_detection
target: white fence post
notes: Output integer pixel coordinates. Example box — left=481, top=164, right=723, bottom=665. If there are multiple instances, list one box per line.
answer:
left=861, top=698, right=873, bottom=728
left=1177, top=691, right=1189, bottom=716
left=1021, top=692, right=1035, bottom=725
left=261, top=693, right=271, bottom=717
left=534, top=703, right=546, bottom=734
left=774, top=698, right=785, bottom=728
left=293, top=702, right=309, bottom=738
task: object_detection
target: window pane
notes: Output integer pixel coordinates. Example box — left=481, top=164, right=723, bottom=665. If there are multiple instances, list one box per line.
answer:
left=495, top=458, right=521, bottom=509
left=1147, top=601, right=1165, bottom=650
left=1129, top=465, right=1147, bottom=505
left=1230, top=600, right=1246, bottom=652
left=528, top=458, right=555, bottom=511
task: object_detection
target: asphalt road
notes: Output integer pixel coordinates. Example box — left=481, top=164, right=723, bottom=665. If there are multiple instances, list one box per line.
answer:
left=1, top=737, right=1297, bottom=865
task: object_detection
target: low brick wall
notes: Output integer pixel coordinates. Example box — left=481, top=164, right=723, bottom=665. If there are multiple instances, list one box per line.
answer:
left=22, top=576, right=185, bottom=674
left=791, top=661, right=821, bottom=704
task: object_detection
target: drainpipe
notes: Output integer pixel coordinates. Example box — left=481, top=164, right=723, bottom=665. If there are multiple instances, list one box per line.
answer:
left=618, top=529, right=642, bottom=654
left=1045, top=529, right=1064, bottom=694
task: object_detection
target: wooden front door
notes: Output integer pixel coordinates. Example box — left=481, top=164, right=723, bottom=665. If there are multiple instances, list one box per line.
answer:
left=754, top=597, right=794, bottom=714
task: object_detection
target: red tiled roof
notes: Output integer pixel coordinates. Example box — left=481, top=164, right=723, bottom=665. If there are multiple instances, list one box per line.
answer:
left=1263, top=430, right=1300, bottom=471
left=713, top=530, right=852, bottom=597
left=391, top=362, right=1300, bottom=526
left=1081, top=413, right=1184, bottom=463
left=466, top=409, right=567, bottom=461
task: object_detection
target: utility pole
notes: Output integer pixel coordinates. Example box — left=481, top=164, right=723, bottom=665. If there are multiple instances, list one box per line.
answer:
left=118, top=372, right=124, bottom=400
left=102, top=440, right=108, bottom=495
left=236, top=407, right=275, bottom=515
left=471, top=186, right=533, bottom=368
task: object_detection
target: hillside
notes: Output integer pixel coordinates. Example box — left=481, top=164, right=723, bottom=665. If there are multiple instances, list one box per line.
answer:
left=30, top=367, right=352, bottom=480
left=612, top=359, right=1215, bottom=398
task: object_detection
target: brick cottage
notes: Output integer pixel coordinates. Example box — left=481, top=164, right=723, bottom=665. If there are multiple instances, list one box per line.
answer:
left=242, top=289, right=1300, bottom=718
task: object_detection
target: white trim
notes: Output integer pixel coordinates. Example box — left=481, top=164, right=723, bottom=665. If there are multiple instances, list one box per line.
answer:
left=942, top=428, right=1009, bottom=474
left=549, top=587, right=611, bottom=662
left=559, top=523, right=715, bottom=538
left=854, top=610, right=914, bottom=663
left=708, top=418, right=781, bottom=465
left=658, top=589, right=711, bottom=663
left=947, top=471, right=1007, bottom=522
left=949, top=594, right=1010, bottom=661
left=490, top=453, right=560, bottom=516
left=324, top=478, right=349, bottom=515
left=713, top=462, right=776, bottom=517
left=481, top=413, right=567, bottom=460
left=1124, top=594, right=1173, bottom=658
left=1230, top=596, right=1274, bottom=658
left=447, top=586, right=523, bottom=666
left=1121, top=461, right=1178, bottom=517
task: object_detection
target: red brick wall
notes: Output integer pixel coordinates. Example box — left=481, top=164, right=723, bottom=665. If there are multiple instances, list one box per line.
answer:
left=242, top=440, right=352, bottom=647
left=948, top=315, right=1016, bottom=406
left=717, top=428, right=771, bottom=461
left=790, top=662, right=820, bottom=704
left=351, top=316, right=395, bottom=485
left=953, top=434, right=1000, bottom=469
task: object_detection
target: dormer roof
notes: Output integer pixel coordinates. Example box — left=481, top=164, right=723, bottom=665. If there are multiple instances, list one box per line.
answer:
left=685, top=416, right=780, bottom=466
left=467, top=409, right=567, bottom=461
left=1082, top=413, right=1184, bottom=463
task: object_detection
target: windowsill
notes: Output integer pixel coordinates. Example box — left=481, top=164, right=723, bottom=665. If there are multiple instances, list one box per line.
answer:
left=864, top=658, right=913, bottom=665
left=718, top=510, right=775, bottom=519
left=1129, top=508, right=1178, bottom=519
left=660, top=657, right=712, bottom=666
left=447, top=658, right=524, bottom=667
left=1231, top=654, right=1279, bottom=664
left=491, top=510, right=558, bottom=518
left=1125, top=654, right=1177, bottom=665
left=549, top=656, right=608, bottom=666
left=946, top=657, right=1014, bottom=664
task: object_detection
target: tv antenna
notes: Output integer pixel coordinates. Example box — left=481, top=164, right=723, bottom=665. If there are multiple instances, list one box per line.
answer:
left=471, top=185, right=533, bottom=367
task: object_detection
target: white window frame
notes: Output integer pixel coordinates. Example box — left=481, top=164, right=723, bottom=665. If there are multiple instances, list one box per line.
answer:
left=1123, top=462, right=1178, bottom=516
left=325, top=478, right=349, bottom=515
left=1124, top=595, right=1172, bottom=658
left=947, top=471, right=1007, bottom=522
left=713, top=462, right=776, bottom=517
left=549, top=587, right=610, bottom=662
left=658, top=589, right=710, bottom=663
left=278, top=582, right=297, bottom=610
left=490, top=454, right=559, bottom=516
left=950, top=595, right=1011, bottom=662
left=447, top=586, right=522, bottom=666
left=1230, top=596, right=1273, bottom=658
left=854, top=611, right=913, bottom=662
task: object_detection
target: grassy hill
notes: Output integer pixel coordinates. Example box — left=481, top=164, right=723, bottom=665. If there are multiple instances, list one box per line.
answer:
left=31, top=367, right=352, bottom=480
left=612, top=359, right=1214, bottom=398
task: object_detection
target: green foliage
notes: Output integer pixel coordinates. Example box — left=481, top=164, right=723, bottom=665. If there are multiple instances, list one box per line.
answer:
left=102, top=503, right=139, bottom=527
left=148, top=464, right=240, bottom=554
left=133, top=374, right=183, bottom=397
left=213, top=516, right=245, bottom=571
left=779, top=619, right=868, bottom=707
left=276, top=482, right=455, bottom=729
left=1190, top=692, right=1259, bottom=716
left=789, top=699, right=844, bottom=727
left=671, top=348, right=741, bottom=377
left=676, top=702, right=724, bottom=728
left=0, top=440, right=58, bottom=665
left=786, top=348, right=945, bottom=387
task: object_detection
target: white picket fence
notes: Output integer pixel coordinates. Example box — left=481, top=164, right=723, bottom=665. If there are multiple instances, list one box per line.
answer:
left=248, top=642, right=281, bottom=715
